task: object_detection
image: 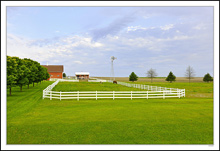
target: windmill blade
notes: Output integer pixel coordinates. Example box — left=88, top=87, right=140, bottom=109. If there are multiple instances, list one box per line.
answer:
left=111, top=56, right=117, bottom=61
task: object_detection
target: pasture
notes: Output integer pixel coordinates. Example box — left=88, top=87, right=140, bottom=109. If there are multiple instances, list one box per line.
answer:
left=7, top=79, right=213, bottom=144
left=52, top=82, right=147, bottom=91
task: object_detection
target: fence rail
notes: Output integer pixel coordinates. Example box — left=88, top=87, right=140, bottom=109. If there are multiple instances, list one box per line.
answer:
left=43, top=79, right=185, bottom=100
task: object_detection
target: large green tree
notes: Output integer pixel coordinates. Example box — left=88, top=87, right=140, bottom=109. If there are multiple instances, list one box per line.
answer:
left=129, top=72, right=138, bottom=82
left=7, top=56, right=18, bottom=95
left=23, top=58, right=37, bottom=88
left=42, top=66, right=50, bottom=81
left=33, top=61, right=42, bottom=85
left=165, top=71, right=176, bottom=83
left=203, top=73, right=213, bottom=82
left=14, top=57, right=30, bottom=92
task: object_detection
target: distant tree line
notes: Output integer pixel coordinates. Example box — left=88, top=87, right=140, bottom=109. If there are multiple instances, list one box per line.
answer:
left=128, top=65, right=213, bottom=83
left=7, top=56, right=50, bottom=95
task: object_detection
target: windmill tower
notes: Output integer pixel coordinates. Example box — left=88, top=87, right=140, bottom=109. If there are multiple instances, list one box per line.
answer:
left=110, top=56, right=117, bottom=81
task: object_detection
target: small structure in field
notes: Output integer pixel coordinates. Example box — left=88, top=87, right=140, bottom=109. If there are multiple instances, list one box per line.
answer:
left=75, top=72, right=90, bottom=80
left=42, top=65, right=64, bottom=80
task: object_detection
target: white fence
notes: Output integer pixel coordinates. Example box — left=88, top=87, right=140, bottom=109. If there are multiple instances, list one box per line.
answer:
left=116, top=81, right=182, bottom=92
left=43, top=79, right=185, bottom=100
left=43, top=90, right=185, bottom=100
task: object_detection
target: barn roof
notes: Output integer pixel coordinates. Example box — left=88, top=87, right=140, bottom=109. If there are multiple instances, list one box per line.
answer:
left=42, top=65, right=64, bottom=72
left=75, top=72, right=89, bottom=75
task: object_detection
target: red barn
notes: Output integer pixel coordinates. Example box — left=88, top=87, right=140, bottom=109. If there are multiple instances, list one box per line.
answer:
left=42, top=65, right=64, bottom=80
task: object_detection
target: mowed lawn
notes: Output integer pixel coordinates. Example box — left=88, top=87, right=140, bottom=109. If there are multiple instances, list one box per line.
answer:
left=52, top=82, right=147, bottom=91
left=7, top=81, right=213, bottom=144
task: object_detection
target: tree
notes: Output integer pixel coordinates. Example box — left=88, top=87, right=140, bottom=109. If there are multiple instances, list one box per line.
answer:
left=129, top=72, right=138, bottom=82
left=203, top=73, right=213, bottom=82
left=7, top=56, right=18, bottom=95
left=23, top=58, right=37, bottom=88
left=165, top=71, right=176, bottom=83
left=14, top=57, right=30, bottom=92
left=147, top=68, right=157, bottom=83
left=42, top=67, right=50, bottom=81
left=32, top=61, right=40, bottom=87
left=185, top=66, right=195, bottom=83
left=63, top=73, right=66, bottom=78
left=36, top=65, right=47, bottom=84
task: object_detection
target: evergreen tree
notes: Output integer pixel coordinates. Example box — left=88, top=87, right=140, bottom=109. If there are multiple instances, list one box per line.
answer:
left=165, top=71, right=176, bottom=83
left=63, top=73, right=66, bottom=78
left=129, top=72, right=138, bottom=82
left=203, top=73, right=213, bottom=82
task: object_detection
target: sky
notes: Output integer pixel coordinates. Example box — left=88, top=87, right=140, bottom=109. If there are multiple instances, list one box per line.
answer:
left=6, top=6, right=214, bottom=77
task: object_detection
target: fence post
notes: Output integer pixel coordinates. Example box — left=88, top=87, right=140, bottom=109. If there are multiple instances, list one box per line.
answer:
left=77, top=91, right=79, bottom=101
left=147, top=91, right=148, bottom=99
left=50, top=91, right=52, bottom=100
left=178, top=89, right=180, bottom=98
left=60, top=91, right=61, bottom=101
left=163, top=90, right=165, bottom=99
left=131, top=91, right=132, bottom=100
left=96, top=91, right=97, bottom=100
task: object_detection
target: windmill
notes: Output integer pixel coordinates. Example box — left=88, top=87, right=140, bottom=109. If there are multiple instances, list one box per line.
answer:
left=110, top=56, right=117, bottom=81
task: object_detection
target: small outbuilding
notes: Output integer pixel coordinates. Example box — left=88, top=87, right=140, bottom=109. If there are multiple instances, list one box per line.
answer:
left=75, top=72, right=89, bottom=80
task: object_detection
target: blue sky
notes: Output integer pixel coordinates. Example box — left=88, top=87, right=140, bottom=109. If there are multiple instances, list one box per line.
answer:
left=7, top=6, right=214, bottom=77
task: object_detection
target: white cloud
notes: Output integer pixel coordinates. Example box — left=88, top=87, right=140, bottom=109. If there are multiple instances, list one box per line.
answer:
left=193, top=23, right=207, bottom=30
left=73, top=61, right=83, bottom=64
left=127, top=26, right=148, bottom=32
left=160, top=24, right=174, bottom=30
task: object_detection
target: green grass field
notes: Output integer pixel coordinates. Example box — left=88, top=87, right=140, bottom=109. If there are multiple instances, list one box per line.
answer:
left=7, top=80, right=213, bottom=144
left=52, top=82, right=148, bottom=91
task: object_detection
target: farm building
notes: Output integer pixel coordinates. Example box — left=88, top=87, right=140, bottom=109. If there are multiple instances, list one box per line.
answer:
left=75, top=72, right=89, bottom=80
left=42, top=65, right=64, bottom=80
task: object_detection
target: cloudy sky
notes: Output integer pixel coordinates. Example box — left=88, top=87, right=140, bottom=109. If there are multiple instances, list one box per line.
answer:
left=7, top=6, right=214, bottom=77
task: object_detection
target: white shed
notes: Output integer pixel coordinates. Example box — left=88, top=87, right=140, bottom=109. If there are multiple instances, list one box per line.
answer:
left=75, top=72, right=90, bottom=79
